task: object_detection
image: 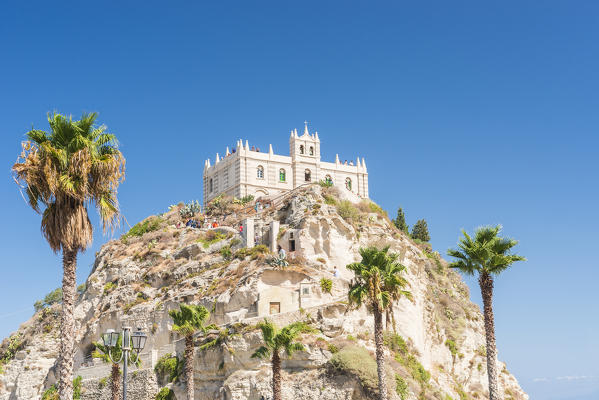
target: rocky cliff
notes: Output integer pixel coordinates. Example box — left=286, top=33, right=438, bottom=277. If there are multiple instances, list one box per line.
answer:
left=0, top=184, right=528, bottom=400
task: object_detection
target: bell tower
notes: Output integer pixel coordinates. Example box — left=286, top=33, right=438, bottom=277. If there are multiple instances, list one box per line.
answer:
left=289, top=121, right=320, bottom=160
left=290, top=121, right=320, bottom=188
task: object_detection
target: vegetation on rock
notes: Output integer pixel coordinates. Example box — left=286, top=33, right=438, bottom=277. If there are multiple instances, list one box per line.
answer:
left=320, top=277, right=333, bottom=294
left=122, top=216, right=163, bottom=241
left=392, top=207, right=409, bottom=234
left=330, top=345, right=379, bottom=392
left=411, top=219, right=430, bottom=242
left=42, top=375, right=82, bottom=400
left=33, top=288, right=63, bottom=312
left=155, top=387, right=175, bottom=400
left=154, top=353, right=182, bottom=384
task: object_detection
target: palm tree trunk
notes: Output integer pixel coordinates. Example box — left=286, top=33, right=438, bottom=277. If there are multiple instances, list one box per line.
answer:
left=272, top=351, right=282, bottom=400
left=111, top=363, right=120, bottom=400
left=390, top=307, right=397, bottom=335
left=385, top=310, right=390, bottom=331
left=373, top=306, right=388, bottom=400
left=479, top=272, right=500, bottom=400
left=185, top=335, right=195, bottom=400
left=58, top=248, right=77, bottom=400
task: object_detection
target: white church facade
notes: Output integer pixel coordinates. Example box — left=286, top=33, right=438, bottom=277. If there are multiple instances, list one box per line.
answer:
left=202, top=123, right=369, bottom=206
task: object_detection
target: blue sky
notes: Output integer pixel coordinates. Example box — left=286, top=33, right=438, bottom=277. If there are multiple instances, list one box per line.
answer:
left=1, top=2, right=597, bottom=399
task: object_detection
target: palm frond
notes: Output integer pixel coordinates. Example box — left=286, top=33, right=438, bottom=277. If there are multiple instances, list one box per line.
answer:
left=12, top=111, right=125, bottom=253
left=448, top=225, right=525, bottom=277
left=257, top=319, right=276, bottom=348
left=251, top=345, right=271, bottom=360
left=284, top=342, right=306, bottom=358
left=168, top=303, right=212, bottom=338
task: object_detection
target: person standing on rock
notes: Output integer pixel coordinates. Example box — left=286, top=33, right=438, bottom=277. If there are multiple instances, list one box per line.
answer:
left=277, top=245, right=286, bottom=259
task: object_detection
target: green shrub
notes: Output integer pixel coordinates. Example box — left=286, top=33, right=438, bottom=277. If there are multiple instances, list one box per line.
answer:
left=383, top=332, right=409, bottom=354
left=393, top=207, right=409, bottom=233
left=412, top=359, right=431, bottom=383
left=154, top=353, right=181, bottom=383
left=123, top=294, right=150, bottom=314
left=330, top=345, right=378, bottom=391
left=320, top=278, right=333, bottom=294
left=445, top=339, right=458, bottom=357
left=236, top=195, right=254, bottom=205
left=103, top=281, right=117, bottom=295
left=155, top=387, right=175, bottom=400
left=475, top=345, right=486, bottom=357
left=337, top=200, right=360, bottom=222
left=318, top=180, right=333, bottom=188
left=386, top=332, right=430, bottom=386
left=34, top=288, right=63, bottom=311
left=234, top=244, right=270, bottom=260
left=98, top=376, right=108, bottom=388
left=0, top=333, right=24, bottom=364
left=122, top=216, right=163, bottom=240
left=323, top=194, right=337, bottom=205
left=454, top=384, right=470, bottom=400
left=42, top=376, right=82, bottom=400
left=250, top=244, right=270, bottom=258
left=73, top=375, right=82, bottom=399
left=41, top=385, right=57, bottom=400
left=197, top=231, right=230, bottom=248
left=411, top=219, right=430, bottom=242
left=363, top=200, right=387, bottom=217
left=220, top=245, right=232, bottom=260
left=327, top=343, right=339, bottom=354
left=395, top=374, right=409, bottom=400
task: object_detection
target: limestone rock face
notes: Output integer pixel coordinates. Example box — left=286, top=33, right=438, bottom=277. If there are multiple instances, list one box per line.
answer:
left=0, top=185, right=528, bottom=400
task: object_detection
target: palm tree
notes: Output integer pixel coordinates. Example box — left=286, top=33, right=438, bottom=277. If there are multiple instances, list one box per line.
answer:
left=12, top=112, right=125, bottom=399
left=447, top=225, right=525, bottom=400
left=251, top=319, right=312, bottom=400
left=347, top=246, right=410, bottom=400
left=168, top=304, right=215, bottom=400
left=92, top=335, right=141, bottom=400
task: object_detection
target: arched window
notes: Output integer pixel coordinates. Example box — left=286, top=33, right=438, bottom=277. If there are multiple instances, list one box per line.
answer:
left=325, top=175, right=333, bottom=185
left=209, top=178, right=213, bottom=192
left=345, top=177, right=352, bottom=191
left=309, top=146, right=314, bottom=155
left=299, top=145, right=304, bottom=155
left=279, top=168, right=286, bottom=182
left=304, top=169, right=311, bottom=182
left=257, top=165, right=264, bottom=179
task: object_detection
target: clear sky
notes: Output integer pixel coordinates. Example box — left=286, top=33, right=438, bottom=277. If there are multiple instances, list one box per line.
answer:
left=1, top=2, right=597, bottom=399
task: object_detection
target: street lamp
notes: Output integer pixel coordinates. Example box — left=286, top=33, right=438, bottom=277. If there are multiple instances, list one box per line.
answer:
left=101, top=326, right=148, bottom=400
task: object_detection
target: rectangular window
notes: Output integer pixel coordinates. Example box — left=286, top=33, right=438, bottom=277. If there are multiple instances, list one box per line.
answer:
left=269, top=302, right=280, bottom=314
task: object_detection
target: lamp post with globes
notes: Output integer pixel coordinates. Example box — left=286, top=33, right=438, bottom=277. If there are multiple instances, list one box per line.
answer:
left=101, top=326, right=148, bottom=400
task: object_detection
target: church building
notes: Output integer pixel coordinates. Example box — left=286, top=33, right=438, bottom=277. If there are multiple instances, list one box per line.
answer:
left=203, top=123, right=369, bottom=206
